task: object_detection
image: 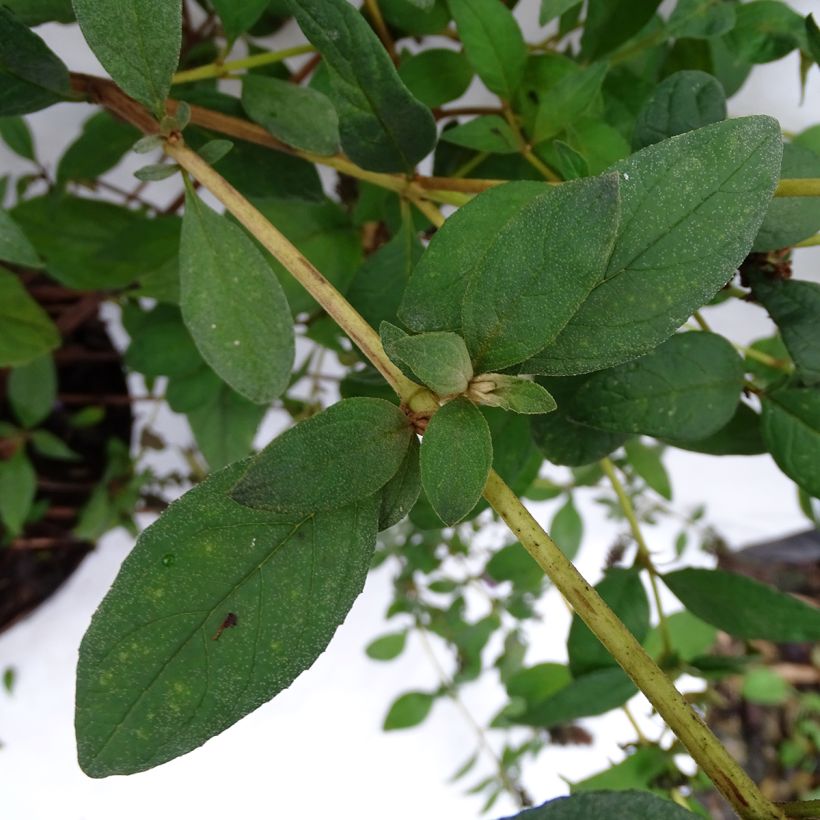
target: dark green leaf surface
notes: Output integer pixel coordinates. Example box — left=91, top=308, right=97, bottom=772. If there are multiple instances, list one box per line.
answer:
left=752, top=278, right=820, bottom=385
left=448, top=0, right=527, bottom=100
left=625, top=440, right=672, bottom=499
left=379, top=436, right=421, bottom=530
left=0, top=448, right=36, bottom=536
left=397, top=49, right=472, bottom=108
left=664, top=401, right=766, bottom=455
left=761, top=388, right=820, bottom=497
left=383, top=691, right=434, bottom=730
left=56, top=111, right=139, bottom=184
left=581, top=0, right=662, bottom=61
left=462, top=174, right=620, bottom=371
left=211, top=0, right=269, bottom=40
left=0, top=7, right=70, bottom=116
left=181, top=192, right=294, bottom=404
left=0, top=266, right=59, bottom=366
left=380, top=0, right=450, bottom=36
left=531, top=376, right=627, bottom=467
left=72, top=0, right=181, bottom=115
left=242, top=75, right=339, bottom=155
left=75, top=462, right=378, bottom=776
left=420, top=398, right=492, bottom=526
left=387, top=331, right=473, bottom=396
left=753, top=143, right=820, bottom=251
left=0, top=209, right=41, bottom=268
left=8, top=354, right=56, bottom=428
left=632, top=70, right=726, bottom=150
left=2, top=0, right=74, bottom=25
left=724, top=1, right=805, bottom=64
left=573, top=747, right=675, bottom=793
left=486, top=543, right=545, bottom=592
left=231, top=398, right=412, bottom=515
left=285, top=0, right=436, bottom=171
left=528, top=116, right=782, bottom=374
left=663, top=567, right=820, bottom=641
left=808, top=14, right=820, bottom=65
left=539, top=0, right=582, bottom=27
left=668, top=0, right=736, bottom=38
left=0, top=116, right=35, bottom=160
left=567, top=569, right=649, bottom=677
left=568, top=333, right=744, bottom=440
left=440, top=115, right=519, bottom=154
left=503, top=791, right=698, bottom=819
left=532, top=63, right=608, bottom=144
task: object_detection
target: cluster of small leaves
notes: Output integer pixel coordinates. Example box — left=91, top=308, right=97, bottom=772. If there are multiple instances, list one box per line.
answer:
left=2, top=0, right=820, bottom=817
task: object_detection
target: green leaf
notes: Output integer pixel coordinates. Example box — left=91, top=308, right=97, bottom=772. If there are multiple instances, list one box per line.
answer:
left=573, top=746, right=675, bottom=793
left=473, top=375, right=557, bottom=415
left=539, top=0, right=581, bottom=26
left=752, top=278, right=820, bottom=385
left=420, top=398, right=492, bottom=526
left=210, top=0, right=269, bottom=40
left=724, top=1, right=805, bottom=64
left=134, top=163, right=178, bottom=182
left=3, top=665, right=15, bottom=694
left=0, top=447, right=36, bottom=536
left=72, top=0, right=181, bottom=116
left=462, top=175, right=620, bottom=372
left=187, top=383, right=268, bottom=471
left=197, top=138, right=233, bottom=166
left=448, top=0, right=527, bottom=100
left=75, top=462, right=378, bottom=776
left=516, top=667, right=637, bottom=727
left=625, top=440, right=671, bottom=499
left=532, top=63, right=609, bottom=144
left=0, top=6, right=70, bottom=116
left=530, top=376, right=628, bottom=467
left=231, top=398, right=412, bottom=515
left=57, top=111, right=139, bottom=184
left=567, top=569, right=649, bottom=677
left=284, top=0, right=436, bottom=172
left=440, top=115, right=519, bottom=154
left=742, top=667, right=791, bottom=705
left=397, top=49, right=472, bottom=108
left=550, top=496, right=583, bottom=560
left=664, top=402, right=766, bottom=456
left=242, top=75, right=339, bottom=156
left=528, top=116, right=782, bottom=375
left=665, top=568, right=820, bottom=643
left=643, top=610, right=716, bottom=663
left=125, top=305, right=202, bottom=379
left=379, top=435, right=421, bottom=530
left=8, top=354, right=56, bottom=428
left=366, top=631, right=407, bottom=661
left=486, top=542, right=544, bottom=592
left=761, top=388, right=820, bottom=497
left=181, top=192, right=294, bottom=404
left=383, top=691, right=435, bottom=730
left=0, top=116, right=35, bottom=160
left=385, top=330, right=473, bottom=396
left=754, top=143, right=820, bottom=251
left=668, top=0, right=736, bottom=39
left=632, top=70, right=726, bottom=151
left=2, top=0, right=74, bottom=25
left=506, top=791, right=699, bottom=819
left=808, top=14, right=820, bottom=65
left=568, top=332, right=744, bottom=440
left=29, top=429, right=80, bottom=461
left=380, top=0, right=450, bottom=36
left=581, top=0, right=662, bottom=61
left=0, top=209, right=41, bottom=268
left=0, top=266, right=59, bottom=366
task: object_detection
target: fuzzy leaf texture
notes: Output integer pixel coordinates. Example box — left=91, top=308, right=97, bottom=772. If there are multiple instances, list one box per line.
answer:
left=284, top=0, right=436, bottom=172
left=180, top=192, right=294, bottom=405
left=502, top=790, right=699, bottom=819
left=385, top=329, right=474, bottom=397
left=71, top=0, right=181, bottom=116
left=528, top=117, right=782, bottom=375
left=75, top=462, right=379, bottom=776
left=231, top=398, right=413, bottom=515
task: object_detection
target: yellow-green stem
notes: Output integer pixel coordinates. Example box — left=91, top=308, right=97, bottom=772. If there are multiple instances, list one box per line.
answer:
left=795, top=233, right=820, bottom=248
left=778, top=800, right=820, bottom=819
left=483, top=470, right=783, bottom=820
left=172, top=44, right=316, bottom=84
left=167, top=132, right=784, bottom=820
left=600, top=457, right=673, bottom=658
left=775, top=179, right=820, bottom=197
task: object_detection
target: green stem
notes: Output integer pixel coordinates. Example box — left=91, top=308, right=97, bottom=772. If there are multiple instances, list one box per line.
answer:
left=502, top=106, right=561, bottom=183
left=600, top=457, right=673, bottom=659
left=483, top=470, right=783, bottom=820
left=172, top=44, right=316, bottom=84
left=794, top=233, right=820, bottom=248
left=166, top=132, right=784, bottom=820
left=775, top=179, right=820, bottom=197
left=778, top=800, right=820, bottom=819
left=739, top=344, right=794, bottom=373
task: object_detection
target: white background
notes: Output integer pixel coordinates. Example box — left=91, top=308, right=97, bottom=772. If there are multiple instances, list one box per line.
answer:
left=1, top=2, right=819, bottom=818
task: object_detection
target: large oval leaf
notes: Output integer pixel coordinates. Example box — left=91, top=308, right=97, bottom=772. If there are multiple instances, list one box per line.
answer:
left=0, top=267, right=59, bottom=366
left=181, top=192, right=294, bottom=405
left=76, top=462, right=379, bottom=777
left=284, top=0, right=436, bottom=172
left=231, top=398, right=413, bottom=515
left=503, top=790, right=699, bottom=819
left=72, top=0, right=181, bottom=116
left=568, top=332, right=744, bottom=440
left=528, top=116, right=782, bottom=375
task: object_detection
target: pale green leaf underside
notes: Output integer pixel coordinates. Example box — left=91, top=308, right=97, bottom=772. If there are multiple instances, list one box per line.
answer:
left=76, top=462, right=379, bottom=777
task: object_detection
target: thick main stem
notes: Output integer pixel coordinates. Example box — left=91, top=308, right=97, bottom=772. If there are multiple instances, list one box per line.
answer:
left=165, top=134, right=783, bottom=820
